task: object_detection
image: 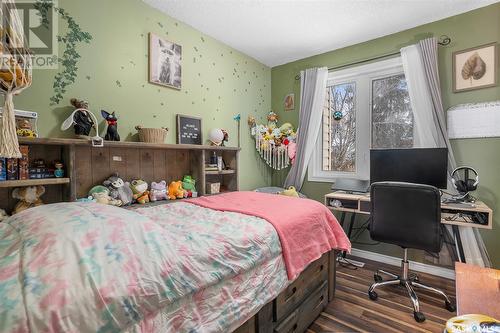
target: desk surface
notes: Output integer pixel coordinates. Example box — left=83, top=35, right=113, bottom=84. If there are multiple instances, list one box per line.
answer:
left=325, top=191, right=493, bottom=229
left=455, top=262, right=500, bottom=319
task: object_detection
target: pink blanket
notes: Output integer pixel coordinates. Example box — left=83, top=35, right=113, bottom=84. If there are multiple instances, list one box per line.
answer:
left=188, top=191, right=351, bottom=280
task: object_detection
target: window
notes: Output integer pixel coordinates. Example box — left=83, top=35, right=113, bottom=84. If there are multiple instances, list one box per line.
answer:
left=309, top=57, right=413, bottom=182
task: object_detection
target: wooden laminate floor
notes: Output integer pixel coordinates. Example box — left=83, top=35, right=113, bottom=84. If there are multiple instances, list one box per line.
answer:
left=308, top=257, right=456, bottom=333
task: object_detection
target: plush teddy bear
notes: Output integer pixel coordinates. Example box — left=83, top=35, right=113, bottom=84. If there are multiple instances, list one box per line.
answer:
left=88, top=185, right=122, bottom=206
left=130, top=180, right=150, bottom=204
left=12, top=185, right=45, bottom=214
left=168, top=181, right=186, bottom=200
left=149, top=181, right=168, bottom=202
left=103, top=174, right=133, bottom=206
left=0, top=209, right=9, bottom=222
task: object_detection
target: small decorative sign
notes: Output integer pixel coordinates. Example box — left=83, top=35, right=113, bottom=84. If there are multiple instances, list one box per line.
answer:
left=176, top=114, right=202, bottom=145
left=284, top=93, right=295, bottom=111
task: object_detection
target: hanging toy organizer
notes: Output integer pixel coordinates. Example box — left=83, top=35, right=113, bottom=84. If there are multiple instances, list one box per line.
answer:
left=248, top=111, right=297, bottom=171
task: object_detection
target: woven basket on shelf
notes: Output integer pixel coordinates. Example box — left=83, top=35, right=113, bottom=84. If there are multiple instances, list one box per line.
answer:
left=135, top=125, right=169, bottom=143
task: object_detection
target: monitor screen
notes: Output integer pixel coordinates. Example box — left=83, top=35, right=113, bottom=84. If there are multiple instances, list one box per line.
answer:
left=370, top=148, right=448, bottom=189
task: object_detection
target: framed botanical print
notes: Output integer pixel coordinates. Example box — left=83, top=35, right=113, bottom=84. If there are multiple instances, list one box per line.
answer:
left=149, top=33, right=182, bottom=89
left=453, top=42, right=497, bottom=93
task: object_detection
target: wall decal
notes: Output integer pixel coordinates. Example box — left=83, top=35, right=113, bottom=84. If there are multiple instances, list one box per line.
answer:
left=149, top=33, right=182, bottom=89
left=35, top=0, right=93, bottom=105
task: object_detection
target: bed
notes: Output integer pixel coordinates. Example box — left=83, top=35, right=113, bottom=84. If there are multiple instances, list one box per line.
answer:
left=0, top=191, right=350, bottom=333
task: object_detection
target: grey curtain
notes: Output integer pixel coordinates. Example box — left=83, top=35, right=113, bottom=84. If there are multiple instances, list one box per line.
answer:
left=284, top=67, right=328, bottom=190
left=404, top=37, right=491, bottom=267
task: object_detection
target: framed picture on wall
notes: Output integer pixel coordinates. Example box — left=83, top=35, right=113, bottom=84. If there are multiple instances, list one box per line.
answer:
left=176, top=114, right=202, bottom=145
left=453, top=42, right=497, bottom=93
left=284, top=93, right=295, bottom=111
left=149, top=33, right=182, bottom=89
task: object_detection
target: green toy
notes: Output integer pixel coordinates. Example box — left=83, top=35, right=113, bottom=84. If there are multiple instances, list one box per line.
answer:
left=182, top=175, right=197, bottom=197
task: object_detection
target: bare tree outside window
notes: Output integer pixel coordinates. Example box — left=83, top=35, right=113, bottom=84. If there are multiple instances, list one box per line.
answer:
left=372, top=74, right=413, bottom=148
left=324, top=82, right=356, bottom=172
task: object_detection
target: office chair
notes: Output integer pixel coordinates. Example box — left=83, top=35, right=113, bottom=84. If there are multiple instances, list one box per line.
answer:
left=368, top=182, right=456, bottom=323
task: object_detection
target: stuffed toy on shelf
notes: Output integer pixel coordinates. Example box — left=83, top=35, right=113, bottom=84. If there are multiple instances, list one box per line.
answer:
left=130, top=180, right=150, bottom=204
left=88, top=185, right=122, bottom=206
left=149, top=181, right=168, bottom=202
left=0, top=209, right=9, bottom=222
left=182, top=175, right=197, bottom=198
left=168, top=181, right=186, bottom=200
left=101, top=110, right=120, bottom=141
left=103, top=174, right=133, bottom=206
left=12, top=186, right=45, bottom=215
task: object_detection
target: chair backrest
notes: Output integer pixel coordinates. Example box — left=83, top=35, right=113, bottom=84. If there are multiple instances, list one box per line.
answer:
left=370, top=182, right=442, bottom=253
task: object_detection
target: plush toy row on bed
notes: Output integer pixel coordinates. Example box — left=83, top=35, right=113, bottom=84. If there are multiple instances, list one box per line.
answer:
left=82, top=174, right=197, bottom=207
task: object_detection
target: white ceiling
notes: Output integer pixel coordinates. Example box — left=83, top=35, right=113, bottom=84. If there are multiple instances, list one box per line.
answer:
left=143, top=0, right=500, bottom=67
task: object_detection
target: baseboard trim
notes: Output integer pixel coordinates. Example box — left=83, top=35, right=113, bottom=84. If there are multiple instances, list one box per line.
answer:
left=350, top=248, right=456, bottom=280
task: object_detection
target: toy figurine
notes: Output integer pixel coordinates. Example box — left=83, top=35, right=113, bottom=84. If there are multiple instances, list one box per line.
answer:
left=101, top=110, right=120, bottom=141
left=130, top=179, right=150, bottom=204
left=149, top=181, right=168, bottom=202
left=54, top=161, right=64, bottom=178
left=182, top=175, right=197, bottom=197
left=70, top=98, right=95, bottom=136
left=168, top=181, right=186, bottom=200
left=12, top=186, right=45, bottom=214
left=16, top=118, right=37, bottom=138
left=103, top=174, right=133, bottom=206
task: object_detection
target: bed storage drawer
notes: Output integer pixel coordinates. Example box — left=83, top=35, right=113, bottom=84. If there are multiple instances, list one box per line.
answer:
left=274, top=281, right=328, bottom=333
left=274, top=253, right=328, bottom=322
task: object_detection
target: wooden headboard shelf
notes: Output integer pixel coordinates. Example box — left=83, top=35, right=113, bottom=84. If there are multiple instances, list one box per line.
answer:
left=0, top=138, right=240, bottom=213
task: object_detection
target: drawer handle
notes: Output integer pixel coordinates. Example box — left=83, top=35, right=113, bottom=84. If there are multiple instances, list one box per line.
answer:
left=314, top=295, right=325, bottom=310
left=292, top=323, right=298, bottom=331
left=318, top=264, right=324, bottom=272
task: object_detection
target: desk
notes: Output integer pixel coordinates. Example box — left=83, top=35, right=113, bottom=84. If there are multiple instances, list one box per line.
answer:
left=455, top=262, right=500, bottom=318
left=324, top=191, right=493, bottom=263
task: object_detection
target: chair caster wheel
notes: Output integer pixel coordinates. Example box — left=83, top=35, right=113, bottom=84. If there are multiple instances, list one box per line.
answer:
left=445, top=300, right=456, bottom=312
left=374, top=274, right=383, bottom=282
left=368, top=290, right=378, bottom=300
left=414, top=311, right=426, bottom=323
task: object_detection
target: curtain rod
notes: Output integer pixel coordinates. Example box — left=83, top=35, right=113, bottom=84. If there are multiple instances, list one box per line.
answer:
left=294, top=35, right=451, bottom=80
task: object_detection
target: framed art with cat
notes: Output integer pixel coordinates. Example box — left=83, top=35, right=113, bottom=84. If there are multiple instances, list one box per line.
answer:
left=149, top=33, right=182, bottom=89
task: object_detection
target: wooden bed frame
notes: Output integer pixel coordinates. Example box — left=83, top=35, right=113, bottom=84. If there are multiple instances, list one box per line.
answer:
left=234, top=250, right=338, bottom=333
left=2, top=138, right=338, bottom=332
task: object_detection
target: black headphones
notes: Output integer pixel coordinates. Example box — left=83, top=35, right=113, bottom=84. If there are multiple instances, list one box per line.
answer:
left=451, top=167, right=479, bottom=194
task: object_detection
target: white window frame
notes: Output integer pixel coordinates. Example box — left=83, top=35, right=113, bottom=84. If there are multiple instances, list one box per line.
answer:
left=308, top=57, right=406, bottom=183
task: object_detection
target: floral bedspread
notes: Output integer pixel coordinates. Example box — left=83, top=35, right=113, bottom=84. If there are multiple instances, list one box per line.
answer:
left=0, top=202, right=288, bottom=333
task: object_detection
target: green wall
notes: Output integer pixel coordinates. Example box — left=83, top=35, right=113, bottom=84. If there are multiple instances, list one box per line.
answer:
left=271, top=3, right=500, bottom=267
left=11, top=0, right=272, bottom=190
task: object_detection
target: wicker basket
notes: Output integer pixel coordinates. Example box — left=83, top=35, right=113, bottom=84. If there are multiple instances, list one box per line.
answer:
left=135, top=125, right=169, bottom=143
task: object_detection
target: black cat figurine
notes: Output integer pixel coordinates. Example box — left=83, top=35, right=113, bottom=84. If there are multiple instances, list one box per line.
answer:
left=101, top=110, right=120, bottom=141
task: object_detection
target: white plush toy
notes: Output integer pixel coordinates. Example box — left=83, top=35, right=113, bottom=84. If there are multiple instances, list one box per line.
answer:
left=0, top=209, right=9, bottom=222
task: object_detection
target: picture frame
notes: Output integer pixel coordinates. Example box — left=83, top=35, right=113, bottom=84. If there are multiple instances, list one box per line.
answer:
left=453, top=42, right=498, bottom=93
left=176, top=114, right=202, bottom=145
left=284, top=93, right=295, bottom=111
left=149, top=33, right=182, bottom=90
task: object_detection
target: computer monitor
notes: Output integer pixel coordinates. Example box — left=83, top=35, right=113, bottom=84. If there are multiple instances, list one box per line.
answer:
left=370, top=148, right=448, bottom=189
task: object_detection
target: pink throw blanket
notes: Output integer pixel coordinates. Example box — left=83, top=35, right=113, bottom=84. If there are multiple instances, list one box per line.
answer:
left=188, top=191, right=351, bottom=280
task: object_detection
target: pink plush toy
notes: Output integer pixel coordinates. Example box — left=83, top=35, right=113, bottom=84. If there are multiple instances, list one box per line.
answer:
left=149, top=181, right=168, bottom=202
left=287, top=142, right=297, bottom=164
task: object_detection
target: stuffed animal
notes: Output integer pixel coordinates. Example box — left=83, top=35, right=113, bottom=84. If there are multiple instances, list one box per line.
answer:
left=0, top=209, right=9, bottom=222
left=149, top=181, right=168, bottom=202
left=130, top=180, right=150, bottom=204
left=101, top=110, right=120, bottom=141
left=182, top=175, right=197, bottom=197
left=168, top=181, right=186, bottom=200
left=12, top=186, right=45, bottom=214
left=103, top=174, right=133, bottom=206
left=279, top=186, right=300, bottom=198
left=88, top=185, right=122, bottom=206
